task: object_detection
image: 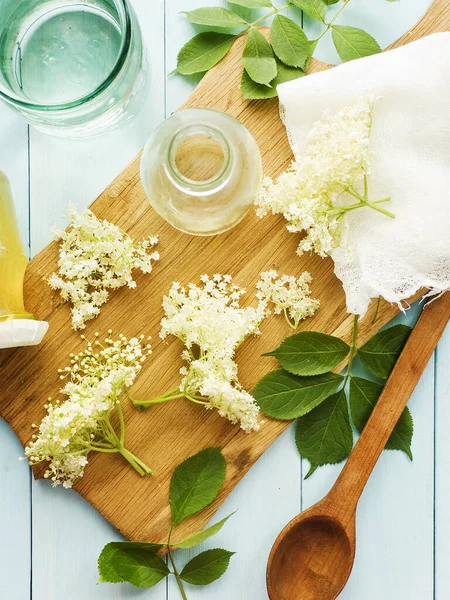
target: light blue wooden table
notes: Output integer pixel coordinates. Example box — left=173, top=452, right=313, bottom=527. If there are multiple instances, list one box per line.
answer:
left=1, top=1, right=448, bottom=598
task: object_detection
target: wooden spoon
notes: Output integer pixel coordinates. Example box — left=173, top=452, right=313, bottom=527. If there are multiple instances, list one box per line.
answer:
left=267, top=293, right=450, bottom=600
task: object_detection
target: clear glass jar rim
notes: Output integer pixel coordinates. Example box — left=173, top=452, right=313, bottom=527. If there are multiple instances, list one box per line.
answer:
left=0, top=0, right=132, bottom=111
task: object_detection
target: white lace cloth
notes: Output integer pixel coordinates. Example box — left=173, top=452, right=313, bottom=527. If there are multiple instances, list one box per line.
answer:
left=277, top=33, right=450, bottom=316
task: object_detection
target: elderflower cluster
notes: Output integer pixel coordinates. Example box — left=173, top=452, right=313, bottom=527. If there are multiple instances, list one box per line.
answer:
left=48, top=206, right=160, bottom=330
left=256, top=96, right=375, bottom=257
left=24, top=334, right=151, bottom=488
left=257, top=270, right=320, bottom=329
left=161, top=275, right=269, bottom=432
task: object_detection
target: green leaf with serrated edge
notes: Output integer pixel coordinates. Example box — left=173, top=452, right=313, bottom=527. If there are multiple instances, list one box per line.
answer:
left=98, top=545, right=125, bottom=583
left=241, top=69, right=277, bottom=99
left=241, top=61, right=304, bottom=100
left=357, top=324, right=411, bottom=379
left=254, top=369, right=343, bottom=420
left=242, top=28, right=277, bottom=85
left=274, top=60, right=305, bottom=85
left=332, top=25, right=382, bottom=62
left=265, top=331, right=350, bottom=376
left=295, top=389, right=353, bottom=477
left=290, top=0, right=327, bottom=23
left=228, top=0, right=273, bottom=6
left=104, top=546, right=169, bottom=588
left=326, top=0, right=340, bottom=4
left=177, top=32, right=237, bottom=75
left=173, top=513, right=235, bottom=549
left=271, top=15, right=310, bottom=68
left=98, top=542, right=164, bottom=584
left=180, top=549, right=235, bottom=585
left=170, top=447, right=226, bottom=525
left=349, top=377, right=413, bottom=460
left=181, top=8, right=247, bottom=28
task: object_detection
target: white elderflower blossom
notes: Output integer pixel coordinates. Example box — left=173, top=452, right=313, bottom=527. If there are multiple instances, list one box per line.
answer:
left=256, top=96, right=395, bottom=257
left=132, top=275, right=269, bottom=433
left=24, top=333, right=153, bottom=488
left=160, top=274, right=268, bottom=360
left=257, top=270, right=320, bottom=329
left=49, top=206, right=160, bottom=330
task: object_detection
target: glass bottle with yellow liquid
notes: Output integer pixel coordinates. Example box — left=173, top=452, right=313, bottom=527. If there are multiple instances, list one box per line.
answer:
left=0, top=172, right=48, bottom=349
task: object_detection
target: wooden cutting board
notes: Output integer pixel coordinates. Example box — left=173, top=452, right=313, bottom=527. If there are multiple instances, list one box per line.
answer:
left=1, top=0, right=448, bottom=544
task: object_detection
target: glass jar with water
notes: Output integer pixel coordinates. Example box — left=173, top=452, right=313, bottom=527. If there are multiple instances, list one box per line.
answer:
left=0, top=0, right=147, bottom=135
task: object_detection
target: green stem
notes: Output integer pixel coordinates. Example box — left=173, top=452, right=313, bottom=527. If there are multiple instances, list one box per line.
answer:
left=345, top=315, right=359, bottom=382
left=314, top=0, right=352, bottom=43
left=185, top=394, right=211, bottom=406
left=118, top=446, right=153, bottom=477
left=251, top=2, right=292, bottom=27
left=167, top=526, right=189, bottom=600
left=348, top=188, right=395, bottom=218
left=132, top=394, right=186, bottom=407
left=116, top=401, right=126, bottom=446
left=283, top=307, right=297, bottom=331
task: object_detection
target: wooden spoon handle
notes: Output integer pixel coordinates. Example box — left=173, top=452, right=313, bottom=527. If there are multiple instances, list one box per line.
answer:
left=326, top=293, right=450, bottom=522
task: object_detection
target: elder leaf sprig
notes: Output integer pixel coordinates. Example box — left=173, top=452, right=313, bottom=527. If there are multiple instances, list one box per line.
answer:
left=176, top=0, right=388, bottom=101
left=98, top=448, right=235, bottom=598
left=254, top=318, right=414, bottom=478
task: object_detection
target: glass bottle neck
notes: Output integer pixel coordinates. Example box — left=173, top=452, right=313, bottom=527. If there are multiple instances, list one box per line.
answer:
left=165, top=124, right=233, bottom=197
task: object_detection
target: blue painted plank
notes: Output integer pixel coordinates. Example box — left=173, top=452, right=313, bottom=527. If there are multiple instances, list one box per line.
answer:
left=435, top=324, right=450, bottom=599
left=0, top=103, right=31, bottom=600
left=28, top=1, right=167, bottom=599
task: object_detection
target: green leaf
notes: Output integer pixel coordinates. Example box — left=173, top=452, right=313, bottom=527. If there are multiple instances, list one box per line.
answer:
left=357, top=324, right=411, bottom=379
left=228, top=0, right=273, bottom=6
left=270, top=15, right=310, bottom=69
left=240, top=60, right=304, bottom=100
left=241, top=69, right=277, bottom=100
left=350, top=377, right=413, bottom=460
left=325, top=0, right=340, bottom=4
left=170, top=447, right=226, bottom=525
left=177, top=32, right=237, bottom=75
left=180, top=549, right=235, bottom=585
left=265, top=331, right=350, bottom=376
left=254, top=369, right=343, bottom=420
left=295, top=389, right=353, bottom=477
left=332, top=25, right=382, bottom=62
left=99, top=544, right=169, bottom=588
left=173, top=513, right=235, bottom=549
left=98, top=542, right=164, bottom=584
left=242, top=28, right=277, bottom=85
left=181, top=8, right=247, bottom=28
left=290, top=0, right=327, bottom=23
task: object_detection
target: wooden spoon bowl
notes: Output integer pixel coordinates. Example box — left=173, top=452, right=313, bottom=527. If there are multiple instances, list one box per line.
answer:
left=268, top=511, right=355, bottom=600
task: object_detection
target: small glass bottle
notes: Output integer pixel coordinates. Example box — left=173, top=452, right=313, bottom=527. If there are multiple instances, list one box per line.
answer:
left=0, top=173, right=48, bottom=349
left=140, top=109, right=263, bottom=236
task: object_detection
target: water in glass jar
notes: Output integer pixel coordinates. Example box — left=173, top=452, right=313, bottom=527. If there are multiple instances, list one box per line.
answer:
left=0, top=0, right=122, bottom=105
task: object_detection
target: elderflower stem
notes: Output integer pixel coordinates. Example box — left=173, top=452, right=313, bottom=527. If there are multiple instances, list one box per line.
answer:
left=347, top=187, right=395, bottom=218
left=283, top=307, right=297, bottom=331
left=130, top=392, right=186, bottom=407
left=118, top=447, right=153, bottom=476
left=116, top=401, right=126, bottom=446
